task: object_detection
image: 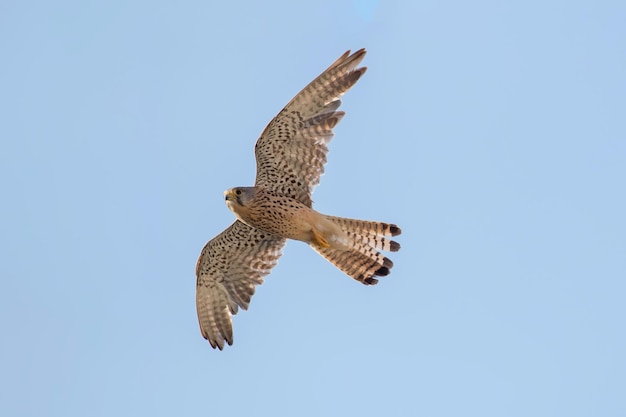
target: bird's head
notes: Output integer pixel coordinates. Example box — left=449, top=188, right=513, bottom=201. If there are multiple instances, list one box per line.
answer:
left=224, top=187, right=256, bottom=210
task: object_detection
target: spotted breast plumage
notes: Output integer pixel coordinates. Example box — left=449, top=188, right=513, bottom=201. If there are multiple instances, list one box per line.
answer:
left=196, top=49, right=401, bottom=349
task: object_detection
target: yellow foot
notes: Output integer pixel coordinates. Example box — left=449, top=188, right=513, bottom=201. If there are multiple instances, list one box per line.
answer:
left=311, top=228, right=330, bottom=248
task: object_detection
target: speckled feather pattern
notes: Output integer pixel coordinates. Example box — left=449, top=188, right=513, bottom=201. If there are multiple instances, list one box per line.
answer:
left=196, top=221, right=285, bottom=349
left=195, top=49, right=401, bottom=350
left=254, top=49, right=367, bottom=207
left=230, top=188, right=321, bottom=241
left=314, top=217, right=401, bottom=285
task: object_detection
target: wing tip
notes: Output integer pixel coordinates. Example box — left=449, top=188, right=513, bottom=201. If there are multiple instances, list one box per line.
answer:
left=330, top=48, right=367, bottom=72
left=349, top=48, right=367, bottom=62
left=207, top=335, right=233, bottom=350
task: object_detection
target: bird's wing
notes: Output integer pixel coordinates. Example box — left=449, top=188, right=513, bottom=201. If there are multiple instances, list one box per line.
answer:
left=254, top=49, right=367, bottom=207
left=195, top=220, right=286, bottom=349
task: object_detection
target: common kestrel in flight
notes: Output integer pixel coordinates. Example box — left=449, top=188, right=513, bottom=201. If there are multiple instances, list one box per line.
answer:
left=196, top=49, right=401, bottom=349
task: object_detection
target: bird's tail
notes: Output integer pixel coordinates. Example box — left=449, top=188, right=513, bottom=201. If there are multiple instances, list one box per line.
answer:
left=310, top=216, right=401, bottom=285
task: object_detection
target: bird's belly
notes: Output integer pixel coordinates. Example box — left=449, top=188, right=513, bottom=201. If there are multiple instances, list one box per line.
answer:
left=249, top=201, right=319, bottom=243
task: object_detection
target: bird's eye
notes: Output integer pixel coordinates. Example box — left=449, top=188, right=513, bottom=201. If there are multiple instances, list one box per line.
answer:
left=235, top=189, right=242, bottom=196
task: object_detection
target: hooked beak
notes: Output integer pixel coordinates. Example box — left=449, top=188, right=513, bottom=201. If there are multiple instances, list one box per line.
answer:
left=224, top=189, right=240, bottom=204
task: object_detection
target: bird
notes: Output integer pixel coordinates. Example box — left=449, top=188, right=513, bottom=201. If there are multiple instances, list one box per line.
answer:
left=195, top=49, right=401, bottom=349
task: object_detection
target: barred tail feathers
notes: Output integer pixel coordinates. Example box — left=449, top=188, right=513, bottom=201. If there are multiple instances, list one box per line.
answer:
left=311, top=216, right=401, bottom=285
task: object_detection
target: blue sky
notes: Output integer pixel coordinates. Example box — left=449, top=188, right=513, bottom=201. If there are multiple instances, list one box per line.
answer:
left=2, top=1, right=625, bottom=416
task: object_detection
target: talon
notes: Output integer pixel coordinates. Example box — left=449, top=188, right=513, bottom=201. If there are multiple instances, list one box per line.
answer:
left=311, top=228, right=330, bottom=248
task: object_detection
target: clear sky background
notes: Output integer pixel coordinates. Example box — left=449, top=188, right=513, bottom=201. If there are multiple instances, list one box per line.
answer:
left=2, top=1, right=625, bottom=416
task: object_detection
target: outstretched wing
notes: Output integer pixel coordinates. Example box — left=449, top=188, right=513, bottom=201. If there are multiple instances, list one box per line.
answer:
left=254, top=49, right=367, bottom=207
left=195, top=220, right=286, bottom=349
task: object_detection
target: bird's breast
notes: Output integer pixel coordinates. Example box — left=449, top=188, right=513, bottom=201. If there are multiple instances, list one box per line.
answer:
left=232, top=193, right=319, bottom=243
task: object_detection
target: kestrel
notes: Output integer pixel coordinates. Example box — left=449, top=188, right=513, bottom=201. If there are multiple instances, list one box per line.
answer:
left=196, top=49, right=401, bottom=349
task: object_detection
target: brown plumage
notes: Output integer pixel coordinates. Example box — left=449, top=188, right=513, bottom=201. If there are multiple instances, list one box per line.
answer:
left=314, top=217, right=401, bottom=285
left=196, top=49, right=401, bottom=350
